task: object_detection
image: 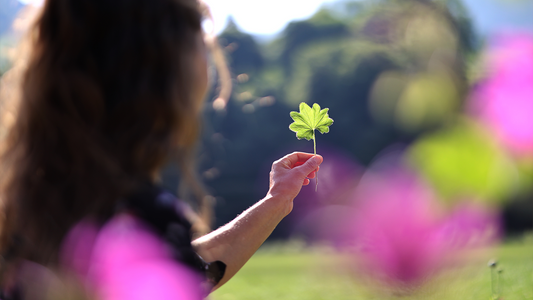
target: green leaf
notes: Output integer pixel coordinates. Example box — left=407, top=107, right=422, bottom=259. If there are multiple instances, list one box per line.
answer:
left=289, top=102, right=333, bottom=192
left=289, top=103, right=334, bottom=142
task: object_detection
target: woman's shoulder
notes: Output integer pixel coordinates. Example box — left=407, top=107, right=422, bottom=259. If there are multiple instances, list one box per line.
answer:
left=121, top=183, right=203, bottom=269
left=123, top=184, right=193, bottom=236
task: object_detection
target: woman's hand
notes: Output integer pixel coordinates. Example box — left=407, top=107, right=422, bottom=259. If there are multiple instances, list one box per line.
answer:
left=267, top=152, right=323, bottom=216
left=193, top=152, right=323, bottom=290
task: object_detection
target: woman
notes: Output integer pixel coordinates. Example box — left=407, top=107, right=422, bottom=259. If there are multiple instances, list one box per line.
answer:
left=0, top=0, right=322, bottom=298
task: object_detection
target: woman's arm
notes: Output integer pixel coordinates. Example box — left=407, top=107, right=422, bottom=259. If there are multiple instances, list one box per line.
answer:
left=192, top=152, right=323, bottom=290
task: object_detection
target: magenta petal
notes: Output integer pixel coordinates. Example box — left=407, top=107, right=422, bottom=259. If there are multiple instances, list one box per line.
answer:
left=60, top=220, right=99, bottom=278
left=345, top=169, right=500, bottom=287
left=436, top=203, right=501, bottom=249
left=98, top=261, right=203, bottom=300
left=469, top=34, right=533, bottom=156
left=61, top=214, right=203, bottom=300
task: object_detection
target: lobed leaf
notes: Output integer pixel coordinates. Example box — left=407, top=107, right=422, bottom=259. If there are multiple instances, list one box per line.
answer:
left=289, top=102, right=334, bottom=140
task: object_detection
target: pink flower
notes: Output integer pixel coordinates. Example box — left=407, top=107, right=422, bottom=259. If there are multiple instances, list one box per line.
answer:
left=289, top=148, right=362, bottom=244
left=61, top=215, right=203, bottom=300
left=469, top=33, right=533, bottom=157
left=344, top=169, right=500, bottom=288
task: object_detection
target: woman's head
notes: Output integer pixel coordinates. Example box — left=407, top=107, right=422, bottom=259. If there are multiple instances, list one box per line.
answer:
left=0, top=0, right=210, bottom=264
left=31, top=0, right=206, bottom=172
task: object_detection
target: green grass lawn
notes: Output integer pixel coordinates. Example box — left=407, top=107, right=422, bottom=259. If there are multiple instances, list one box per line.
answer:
left=211, top=241, right=533, bottom=300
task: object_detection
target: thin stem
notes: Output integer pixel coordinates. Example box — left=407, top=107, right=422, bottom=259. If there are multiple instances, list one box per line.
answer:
left=497, top=269, right=503, bottom=297
left=313, top=131, right=316, bottom=155
left=313, top=130, right=318, bottom=192
left=490, top=266, right=496, bottom=297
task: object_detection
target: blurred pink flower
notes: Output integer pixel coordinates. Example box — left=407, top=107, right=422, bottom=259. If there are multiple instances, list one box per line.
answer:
left=61, top=214, right=203, bottom=300
left=470, top=33, right=533, bottom=156
left=290, top=148, right=361, bottom=244
left=345, top=169, right=500, bottom=288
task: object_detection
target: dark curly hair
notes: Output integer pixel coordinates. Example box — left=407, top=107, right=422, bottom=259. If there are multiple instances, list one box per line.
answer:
left=0, top=0, right=211, bottom=267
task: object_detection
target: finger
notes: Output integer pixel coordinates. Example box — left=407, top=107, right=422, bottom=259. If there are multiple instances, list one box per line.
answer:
left=280, top=152, right=316, bottom=169
left=306, top=166, right=320, bottom=179
left=294, top=155, right=323, bottom=176
left=293, top=161, right=320, bottom=169
left=303, top=178, right=310, bottom=186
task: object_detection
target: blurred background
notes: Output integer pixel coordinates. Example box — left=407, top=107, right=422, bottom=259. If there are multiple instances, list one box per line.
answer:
left=1, top=0, right=532, bottom=298
left=198, top=0, right=533, bottom=242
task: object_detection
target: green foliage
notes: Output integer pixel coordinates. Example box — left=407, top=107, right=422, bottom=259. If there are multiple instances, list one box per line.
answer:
left=218, top=18, right=264, bottom=75
left=407, top=120, right=518, bottom=204
left=289, top=102, right=334, bottom=142
left=285, top=39, right=407, bottom=106
left=279, top=9, right=351, bottom=71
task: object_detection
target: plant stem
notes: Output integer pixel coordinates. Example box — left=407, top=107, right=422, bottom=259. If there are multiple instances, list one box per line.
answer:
left=313, top=130, right=318, bottom=192
left=497, top=268, right=503, bottom=298
left=490, top=265, right=496, bottom=297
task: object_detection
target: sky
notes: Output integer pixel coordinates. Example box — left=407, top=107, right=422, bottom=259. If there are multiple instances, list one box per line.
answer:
left=16, top=0, right=533, bottom=36
left=462, top=0, right=533, bottom=35
left=203, top=0, right=337, bottom=35
left=17, top=0, right=337, bottom=35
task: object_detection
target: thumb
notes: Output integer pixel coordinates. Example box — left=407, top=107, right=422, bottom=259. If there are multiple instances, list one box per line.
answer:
left=297, top=155, right=323, bottom=175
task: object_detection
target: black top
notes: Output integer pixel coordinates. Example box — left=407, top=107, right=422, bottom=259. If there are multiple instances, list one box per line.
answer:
left=0, top=184, right=226, bottom=299
left=123, top=183, right=226, bottom=287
